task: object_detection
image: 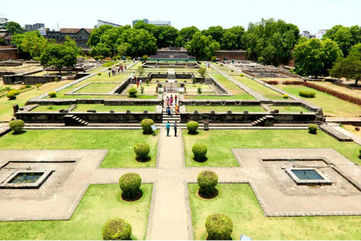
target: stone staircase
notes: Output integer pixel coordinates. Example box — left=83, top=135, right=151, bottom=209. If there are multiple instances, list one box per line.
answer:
left=251, top=115, right=275, bottom=126
left=162, top=110, right=181, bottom=125
left=64, top=115, right=89, bottom=126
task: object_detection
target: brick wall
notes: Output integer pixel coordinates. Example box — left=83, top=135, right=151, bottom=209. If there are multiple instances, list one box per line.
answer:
left=0, top=47, right=18, bottom=60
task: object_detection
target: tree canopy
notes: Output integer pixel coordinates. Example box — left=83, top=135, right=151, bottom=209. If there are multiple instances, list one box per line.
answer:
left=5, top=21, right=24, bottom=35
left=293, top=38, right=343, bottom=77
left=40, top=38, right=78, bottom=74
left=186, top=32, right=220, bottom=60
left=323, top=25, right=361, bottom=56
left=243, top=18, right=300, bottom=66
left=12, top=31, right=48, bottom=58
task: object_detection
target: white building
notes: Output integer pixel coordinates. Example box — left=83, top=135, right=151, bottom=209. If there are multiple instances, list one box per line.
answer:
left=95, top=19, right=121, bottom=28
left=316, top=29, right=328, bottom=39
left=0, top=18, right=8, bottom=30
left=149, top=20, right=171, bottom=26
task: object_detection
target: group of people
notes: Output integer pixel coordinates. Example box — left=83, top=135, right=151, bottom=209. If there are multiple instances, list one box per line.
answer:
left=165, top=121, right=178, bottom=137
left=108, top=64, right=127, bottom=77
left=165, top=95, right=179, bottom=115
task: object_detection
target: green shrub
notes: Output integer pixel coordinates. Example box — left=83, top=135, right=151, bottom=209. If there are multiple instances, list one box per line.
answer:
left=299, top=90, right=316, bottom=98
left=197, top=87, right=202, bottom=94
left=197, top=171, right=218, bottom=198
left=48, top=92, right=56, bottom=98
left=187, top=121, right=199, bottom=135
left=308, top=124, right=318, bottom=134
left=239, top=73, right=244, bottom=77
left=102, top=218, right=132, bottom=240
left=36, top=83, right=42, bottom=89
left=9, top=119, right=25, bottom=134
left=205, top=214, right=233, bottom=240
left=192, top=143, right=207, bottom=162
left=134, top=143, right=150, bottom=162
left=128, top=87, right=137, bottom=98
left=141, top=119, right=154, bottom=134
left=282, top=94, right=289, bottom=99
left=119, top=173, right=142, bottom=200
left=7, top=90, right=17, bottom=100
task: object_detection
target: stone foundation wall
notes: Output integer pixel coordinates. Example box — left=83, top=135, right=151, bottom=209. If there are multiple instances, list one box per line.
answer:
left=180, top=112, right=319, bottom=124
left=0, top=48, right=18, bottom=61
left=15, top=112, right=163, bottom=123
left=3, top=70, right=62, bottom=85
left=26, top=99, right=162, bottom=106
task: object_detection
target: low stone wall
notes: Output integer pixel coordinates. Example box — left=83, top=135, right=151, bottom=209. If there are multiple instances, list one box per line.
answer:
left=26, top=99, right=162, bottom=106
left=3, top=70, right=62, bottom=85
left=0, top=48, right=18, bottom=61
left=180, top=112, right=319, bottom=124
left=15, top=112, right=163, bottom=123
left=180, top=100, right=261, bottom=106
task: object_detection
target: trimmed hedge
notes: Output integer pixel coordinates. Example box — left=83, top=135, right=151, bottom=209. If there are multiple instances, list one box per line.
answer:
left=141, top=119, right=154, bottom=134
left=7, top=90, right=19, bottom=100
left=205, top=214, right=233, bottom=240
left=119, top=173, right=142, bottom=200
left=192, top=143, right=207, bottom=162
left=308, top=124, right=318, bottom=134
left=197, top=171, right=218, bottom=198
left=48, top=92, right=56, bottom=98
left=128, top=87, right=137, bottom=98
left=134, top=143, right=150, bottom=162
left=299, top=90, right=316, bottom=98
left=9, top=119, right=25, bottom=134
left=187, top=121, right=199, bottom=135
left=102, top=218, right=132, bottom=240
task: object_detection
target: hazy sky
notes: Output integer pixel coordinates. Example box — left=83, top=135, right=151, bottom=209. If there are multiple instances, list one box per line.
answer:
left=1, top=0, right=360, bottom=33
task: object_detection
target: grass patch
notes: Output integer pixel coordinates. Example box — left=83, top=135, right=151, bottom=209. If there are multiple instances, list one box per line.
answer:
left=186, top=105, right=265, bottom=113
left=270, top=105, right=311, bottom=113
left=280, top=85, right=361, bottom=117
left=73, top=104, right=157, bottom=112
left=32, top=105, right=70, bottom=112
left=76, top=83, right=120, bottom=94
left=189, top=183, right=361, bottom=240
left=0, top=130, right=159, bottom=168
left=235, top=76, right=284, bottom=100
left=183, top=130, right=361, bottom=167
left=0, top=184, right=152, bottom=240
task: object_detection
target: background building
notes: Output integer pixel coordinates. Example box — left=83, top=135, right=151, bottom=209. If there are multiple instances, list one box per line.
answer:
left=96, top=20, right=121, bottom=28
left=25, top=23, right=45, bottom=31
left=316, top=29, right=328, bottom=39
left=45, top=28, right=93, bottom=48
left=132, top=19, right=171, bottom=26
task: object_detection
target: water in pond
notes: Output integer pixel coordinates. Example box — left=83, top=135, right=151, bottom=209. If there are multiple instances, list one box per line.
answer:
left=9, top=172, right=44, bottom=184
left=291, top=169, right=324, bottom=180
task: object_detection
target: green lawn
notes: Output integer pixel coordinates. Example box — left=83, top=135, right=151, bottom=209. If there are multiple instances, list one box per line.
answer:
left=235, top=76, right=284, bottom=100
left=73, top=104, right=157, bottom=112
left=270, top=105, right=311, bottom=113
left=185, top=94, right=255, bottom=100
left=32, top=105, right=70, bottom=112
left=183, top=130, right=361, bottom=167
left=280, top=85, right=361, bottom=117
left=186, top=105, right=265, bottom=113
left=0, top=184, right=153, bottom=240
left=189, top=184, right=361, bottom=240
left=0, top=80, right=72, bottom=121
left=76, top=83, right=120, bottom=94
left=0, top=130, right=158, bottom=168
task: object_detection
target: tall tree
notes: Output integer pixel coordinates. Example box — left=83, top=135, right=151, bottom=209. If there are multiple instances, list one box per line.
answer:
left=11, top=31, right=48, bottom=58
left=186, top=32, right=220, bottom=60
left=221, top=26, right=245, bottom=50
left=202, top=26, right=225, bottom=44
left=119, top=28, right=157, bottom=57
left=5, top=21, right=24, bottom=35
left=293, top=38, right=342, bottom=77
left=243, top=18, right=299, bottom=66
left=323, top=25, right=361, bottom=56
left=40, top=40, right=77, bottom=74
left=175, top=26, right=199, bottom=47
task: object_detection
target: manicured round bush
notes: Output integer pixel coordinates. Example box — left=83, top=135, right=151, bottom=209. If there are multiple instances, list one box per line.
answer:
left=359, top=149, right=361, bottom=159
left=128, top=87, right=137, bottom=98
left=205, top=214, right=233, bottom=240
left=308, top=124, right=318, bottom=134
left=48, top=92, right=56, bottom=98
left=119, top=173, right=142, bottom=200
left=192, top=143, right=207, bottom=162
left=9, top=119, right=24, bottom=134
left=187, top=121, right=199, bottom=135
left=197, top=171, right=218, bottom=198
left=299, top=90, right=316, bottom=98
left=282, top=94, right=289, bottom=99
left=141, top=118, right=154, bottom=134
left=102, top=218, right=132, bottom=240
left=134, top=143, right=150, bottom=162
left=7, top=90, right=19, bottom=100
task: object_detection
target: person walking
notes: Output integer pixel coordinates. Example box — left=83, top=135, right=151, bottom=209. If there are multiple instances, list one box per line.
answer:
left=166, top=106, right=171, bottom=116
left=174, top=121, right=178, bottom=137
left=175, top=95, right=178, bottom=105
left=170, top=95, right=173, bottom=106
left=166, top=96, right=169, bottom=106
left=166, top=121, right=171, bottom=137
